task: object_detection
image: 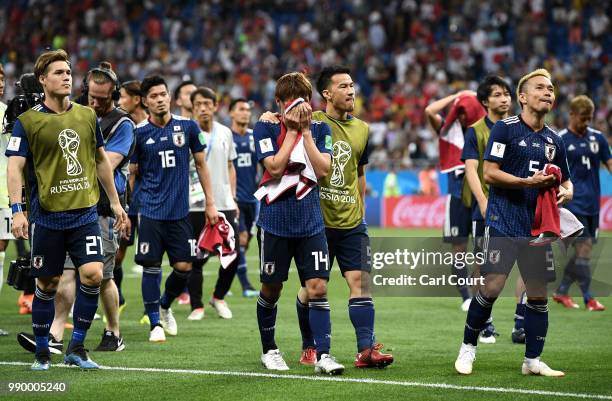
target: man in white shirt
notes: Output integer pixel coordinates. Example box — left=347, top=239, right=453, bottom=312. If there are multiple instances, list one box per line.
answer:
left=186, top=86, right=239, bottom=320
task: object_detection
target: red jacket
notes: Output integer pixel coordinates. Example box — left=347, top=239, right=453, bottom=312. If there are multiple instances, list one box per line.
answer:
left=531, top=163, right=562, bottom=242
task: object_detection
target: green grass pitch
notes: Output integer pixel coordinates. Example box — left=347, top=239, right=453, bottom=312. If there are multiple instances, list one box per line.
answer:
left=0, top=228, right=610, bottom=401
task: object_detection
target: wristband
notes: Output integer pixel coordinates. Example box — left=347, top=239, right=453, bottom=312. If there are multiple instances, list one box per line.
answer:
left=11, top=203, right=23, bottom=215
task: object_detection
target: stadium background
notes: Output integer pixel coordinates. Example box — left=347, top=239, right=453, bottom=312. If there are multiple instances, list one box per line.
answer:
left=0, top=1, right=611, bottom=400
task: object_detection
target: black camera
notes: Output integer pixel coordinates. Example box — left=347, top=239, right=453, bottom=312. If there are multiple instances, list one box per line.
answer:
left=2, top=73, right=44, bottom=135
left=6, top=257, right=35, bottom=292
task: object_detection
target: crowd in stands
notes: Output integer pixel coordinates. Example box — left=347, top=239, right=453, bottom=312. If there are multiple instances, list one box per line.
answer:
left=1, top=0, right=610, bottom=169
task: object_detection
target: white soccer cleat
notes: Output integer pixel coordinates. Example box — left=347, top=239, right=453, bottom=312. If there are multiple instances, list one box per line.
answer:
left=461, top=298, right=472, bottom=312
left=478, top=332, right=497, bottom=344
left=160, top=307, right=178, bottom=336
left=314, top=354, right=345, bottom=375
left=209, top=298, right=233, bottom=319
left=261, top=349, right=290, bottom=371
left=187, top=308, right=205, bottom=321
left=522, top=358, right=565, bottom=377
left=149, top=325, right=166, bottom=342
left=455, top=343, right=477, bottom=375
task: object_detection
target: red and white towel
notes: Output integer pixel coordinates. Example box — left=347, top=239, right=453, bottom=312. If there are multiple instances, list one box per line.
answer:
left=254, top=98, right=317, bottom=203
left=197, top=212, right=237, bottom=268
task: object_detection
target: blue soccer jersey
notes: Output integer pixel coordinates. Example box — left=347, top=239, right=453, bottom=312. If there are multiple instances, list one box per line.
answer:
left=5, top=102, right=104, bottom=230
left=131, top=115, right=205, bottom=220
left=461, top=116, right=495, bottom=221
left=484, top=115, right=570, bottom=237
left=446, top=170, right=464, bottom=198
left=254, top=121, right=332, bottom=238
left=233, top=128, right=258, bottom=203
left=561, top=127, right=611, bottom=216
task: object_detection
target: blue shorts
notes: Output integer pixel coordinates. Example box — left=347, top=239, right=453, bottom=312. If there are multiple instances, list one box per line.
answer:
left=238, top=202, right=257, bottom=235
left=481, top=226, right=556, bottom=283
left=29, top=221, right=104, bottom=278
left=443, top=195, right=472, bottom=244
left=135, top=215, right=195, bottom=266
left=574, top=214, right=599, bottom=243
left=325, top=223, right=371, bottom=275
left=257, top=228, right=330, bottom=286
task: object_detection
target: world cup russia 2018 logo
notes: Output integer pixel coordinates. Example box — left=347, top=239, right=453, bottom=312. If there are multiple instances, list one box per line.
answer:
left=331, top=140, right=351, bottom=187
left=58, top=129, right=83, bottom=176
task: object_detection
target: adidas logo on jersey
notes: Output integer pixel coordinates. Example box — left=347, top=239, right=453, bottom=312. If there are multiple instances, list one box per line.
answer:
left=519, top=140, right=527, bottom=147
left=146, top=137, right=156, bottom=145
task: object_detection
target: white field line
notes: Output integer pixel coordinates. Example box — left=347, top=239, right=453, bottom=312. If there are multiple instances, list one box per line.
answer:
left=0, top=361, right=610, bottom=400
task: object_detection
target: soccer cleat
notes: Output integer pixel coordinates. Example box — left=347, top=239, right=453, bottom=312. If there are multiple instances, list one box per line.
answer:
left=149, top=325, right=166, bottom=342
left=187, top=308, right=205, bottom=321
left=64, top=323, right=74, bottom=330
left=522, top=358, right=565, bottom=377
left=455, top=343, right=477, bottom=375
left=95, top=330, right=126, bottom=352
left=261, top=349, right=290, bottom=371
left=17, top=332, right=64, bottom=355
left=314, top=354, right=345, bottom=375
left=160, top=307, right=178, bottom=335
left=0, top=329, right=8, bottom=336
left=299, top=347, right=317, bottom=366
left=177, top=292, right=191, bottom=305
left=460, top=298, right=472, bottom=312
left=511, top=328, right=526, bottom=344
left=354, top=343, right=394, bottom=368
left=18, top=293, right=33, bottom=315
left=478, top=322, right=499, bottom=344
left=242, top=288, right=259, bottom=298
left=64, top=345, right=99, bottom=369
left=552, top=293, right=579, bottom=309
left=31, top=352, right=50, bottom=371
left=209, top=298, right=233, bottom=319
left=118, top=303, right=128, bottom=316
left=140, top=314, right=150, bottom=325
left=586, top=298, right=605, bottom=311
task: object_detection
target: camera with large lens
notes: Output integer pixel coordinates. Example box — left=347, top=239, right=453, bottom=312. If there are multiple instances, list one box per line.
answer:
left=2, top=73, right=44, bottom=135
left=6, top=257, right=35, bottom=292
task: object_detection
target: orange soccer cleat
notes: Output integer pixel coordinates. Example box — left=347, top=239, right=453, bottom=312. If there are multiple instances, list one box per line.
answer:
left=552, top=293, right=579, bottom=309
left=18, top=293, right=34, bottom=315
left=586, top=298, right=605, bottom=311
left=354, top=343, right=394, bottom=369
left=299, top=346, right=317, bottom=366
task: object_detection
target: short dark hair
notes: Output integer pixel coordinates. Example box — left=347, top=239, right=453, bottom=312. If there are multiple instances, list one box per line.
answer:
left=190, top=86, right=217, bottom=105
left=316, top=65, right=351, bottom=97
left=141, top=75, right=168, bottom=96
left=476, top=75, right=512, bottom=108
left=121, top=80, right=142, bottom=97
left=229, top=98, right=249, bottom=111
left=174, top=80, right=195, bottom=100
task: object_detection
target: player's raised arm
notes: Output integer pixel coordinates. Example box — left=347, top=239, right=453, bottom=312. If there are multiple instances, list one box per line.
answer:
left=256, top=122, right=296, bottom=178
left=425, top=90, right=477, bottom=133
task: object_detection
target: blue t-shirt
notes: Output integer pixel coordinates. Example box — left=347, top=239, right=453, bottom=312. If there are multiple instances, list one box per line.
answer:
left=561, top=127, right=611, bottom=216
left=254, top=121, right=332, bottom=237
left=5, top=102, right=104, bottom=229
left=103, top=117, right=134, bottom=196
left=131, top=115, right=205, bottom=220
left=484, top=115, right=570, bottom=237
left=461, top=116, right=495, bottom=221
left=233, top=128, right=258, bottom=203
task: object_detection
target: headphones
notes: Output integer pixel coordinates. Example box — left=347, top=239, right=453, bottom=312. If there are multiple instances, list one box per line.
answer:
left=82, top=64, right=121, bottom=101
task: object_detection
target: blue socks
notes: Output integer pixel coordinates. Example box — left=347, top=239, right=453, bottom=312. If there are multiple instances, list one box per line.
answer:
left=142, top=266, right=162, bottom=328
left=70, top=283, right=100, bottom=350
left=574, top=257, right=593, bottom=303
left=308, top=298, right=331, bottom=359
left=257, top=294, right=278, bottom=353
left=32, top=286, right=56, bottom=354
left=557, top=256, right=576, bottom=294
left=524, top=299, right=548, bottom=358
left=349, top=297, right=375, bottom=352
left=464, top=291, right=496, bottom=346
left=296, top=297, right=314, bottom=349
left=452, top=261, right=470, bottom=301
left=514, top=302, right=526, bottom=330
left=236, top=246, right=253, bottom=290
left=160, top=268, right=191, bottom=309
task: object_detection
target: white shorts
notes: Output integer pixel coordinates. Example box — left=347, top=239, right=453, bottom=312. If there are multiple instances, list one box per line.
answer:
left=0, top=209, right=15, bottom=240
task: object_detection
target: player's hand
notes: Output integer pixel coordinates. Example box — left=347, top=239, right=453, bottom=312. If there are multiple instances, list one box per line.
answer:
left=110, top=202, right=128, bottom=235
left=557, top=185, right=573, bottom=205
left=478, top=199, right=488, bottom=219
left=235, top=205, right=240, bottom=221
left=11, top=212, right=28, bottom=239
left=259, top=111, right=280, bottom=124
left=122, top=216, right=132, bottom=240
left=527, top=170, right=556, bottom=188
left=284, top=102, right=311, bottom=131
left=206, top=203, right=219, bottom=225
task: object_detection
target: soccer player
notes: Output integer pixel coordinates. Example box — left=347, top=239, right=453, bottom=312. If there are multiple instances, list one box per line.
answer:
left=255, top=72, right=343, bottom=374
left=425, top=90, right=485, bottom=310
left=6, top=49, right=128, bottom=370
left=0, top=63, right=10, bottom=336
left=186, top=87, right=239, bottom=320
left=115, top=80, right=148, bottom=311
left=454, top=68, right=572, bottom=377
left=230, top=98, right=259, bottom=298
left=129, top=76, right=217, bottom=342
left=174, top=80, right=197, bottom=119
left=461, top=75, right=528, bottom=344
left=553, top=95, right=611, bottom=311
